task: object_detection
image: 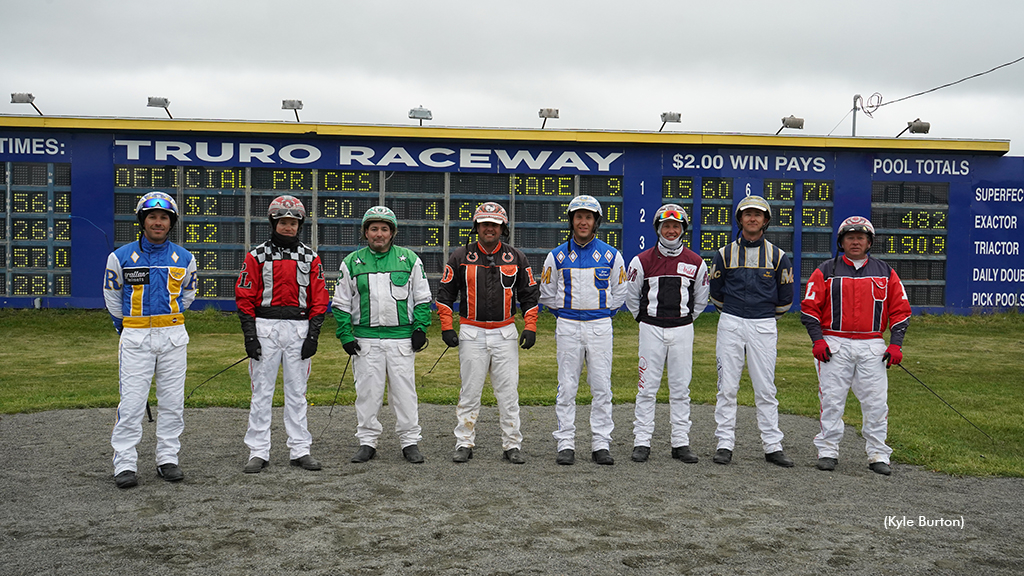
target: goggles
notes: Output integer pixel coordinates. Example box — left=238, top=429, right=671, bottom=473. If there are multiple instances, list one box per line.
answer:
left=659, top=210, right=685, bottom=221
left=140, top=197, right=174, bottom=210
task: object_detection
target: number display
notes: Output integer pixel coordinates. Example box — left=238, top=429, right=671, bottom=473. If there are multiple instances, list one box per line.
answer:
left=871, top=182, right=948, bottom=306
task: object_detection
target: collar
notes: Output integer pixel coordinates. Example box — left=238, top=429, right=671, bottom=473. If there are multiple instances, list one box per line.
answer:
left=571, top=236, right=596, bottom=251
left=841, top=254, right=869, bottom=269
left=476, top=240, right=502, bottom=254
left=738, top=235, right=765, bottom=248
left=140, top=235, right=167, bottom=252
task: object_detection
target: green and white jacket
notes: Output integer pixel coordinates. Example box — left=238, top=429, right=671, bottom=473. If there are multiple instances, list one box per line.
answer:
left=332, top=245, right=432, bottom=342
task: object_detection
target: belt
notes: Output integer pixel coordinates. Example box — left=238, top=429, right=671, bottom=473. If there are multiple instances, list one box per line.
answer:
left=123, top=313, right=185, bottom=328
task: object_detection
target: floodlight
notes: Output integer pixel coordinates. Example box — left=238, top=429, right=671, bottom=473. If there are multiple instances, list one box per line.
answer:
left=659, top=111, right=681, bottom=132
left=147, top=96, right=173, bottom=119
left=282, top=99, right=303, bottom=122
left=776, top=115, right=804, bottom=135
left=409, top=105, right=432, bottom=126
left=896, top=118, right=930, bottom=138
left=539, top=108, right=559, bottom=129
left=11, top=93, right=42, bottom=115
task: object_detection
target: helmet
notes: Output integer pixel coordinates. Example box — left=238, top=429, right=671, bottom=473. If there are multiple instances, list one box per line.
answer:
left=268, top=195, right=306, bottom=223
left=362, top=205, right=398, bottom=233
left=567, top=195, right=603, bottom=232
left=837, top=216, right=875, bottom=251
left=472, top=202, right=509, bottom=236
left=735, top=194, right=771, bottom=232
left=135, top=191, right=179, bottom=228
left=653, top=203, right=689, bottom=234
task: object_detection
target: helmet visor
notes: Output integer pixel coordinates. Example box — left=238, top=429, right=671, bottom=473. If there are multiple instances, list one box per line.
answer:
left=140, top=197, right=174, bottom=211
left=659, top=209, right=684, bottom=221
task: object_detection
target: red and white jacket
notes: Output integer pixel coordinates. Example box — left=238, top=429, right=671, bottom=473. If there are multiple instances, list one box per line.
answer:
left=801, top=254, right=911, bottom=345
left=236, top=241, right=330, bottom=320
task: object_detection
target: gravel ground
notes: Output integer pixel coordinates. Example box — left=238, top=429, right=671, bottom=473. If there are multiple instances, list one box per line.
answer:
left=1, top=403, right=1022, bottom=576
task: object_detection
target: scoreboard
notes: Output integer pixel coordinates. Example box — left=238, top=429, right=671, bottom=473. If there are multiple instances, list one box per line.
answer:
left=1, top=118, right=1021, bottom=314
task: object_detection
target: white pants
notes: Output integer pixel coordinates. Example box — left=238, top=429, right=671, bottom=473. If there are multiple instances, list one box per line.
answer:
left=111, top=325, right=188, bottom=475
left=245, top=318, right=313, bottom=461
left=352, top=337, right=421, bottom=448
left=454, top=323, right=523, bottom=451
left=633, top=322, right=695, bottom=448
left=815, top=336, right=892, bottom=464
left=553, top=317, right=614, bottom=452
left=714, top=313, right=784, bottom=453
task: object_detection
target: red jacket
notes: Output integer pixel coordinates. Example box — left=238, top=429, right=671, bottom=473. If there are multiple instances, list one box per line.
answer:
left=801, top=255, right=911, bottom=345
left=236, top=241, right=329, bottom=320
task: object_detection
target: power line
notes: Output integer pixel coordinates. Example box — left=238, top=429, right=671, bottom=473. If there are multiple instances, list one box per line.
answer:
left=878, top=54, right=1024, bottom=108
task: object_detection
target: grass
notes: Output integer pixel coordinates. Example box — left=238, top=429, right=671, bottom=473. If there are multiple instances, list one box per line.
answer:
left=1, top=308, right=1022, bottom=477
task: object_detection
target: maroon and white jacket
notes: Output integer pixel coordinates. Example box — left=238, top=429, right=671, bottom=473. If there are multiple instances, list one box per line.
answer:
left=625, top=244, right=709, bottom=327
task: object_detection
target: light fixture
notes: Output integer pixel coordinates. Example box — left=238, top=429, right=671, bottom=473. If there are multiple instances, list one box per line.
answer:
left=776, top=115, right=804, bottom=135
left=659, top=111, right=681, bottom=132
left=11, top=93, right=42, bottom=115
left=282, top=99, right=303, bottom=122
left=896, top=118, right=930, bottom=138
left=409, top=105, right=432, bottom=126
left=147, top=96, right=172, bottom=119
left=539, top=108, right=558, bottom=129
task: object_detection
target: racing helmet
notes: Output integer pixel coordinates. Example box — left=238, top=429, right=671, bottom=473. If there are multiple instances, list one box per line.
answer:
left=735, top=194, right=772, bottom=231
left=567, top=195, right=603, bottom=230
left=362, top=205, right=398, bottom=235
left=268, top=195, right=306, bottom=224
left=836, top=215, right=875, bottom=251
left=472, top=202, right=509, bottom=236
left=653, top=203, right=689, bottom=234
left=135, top=191, right=179, bottom=229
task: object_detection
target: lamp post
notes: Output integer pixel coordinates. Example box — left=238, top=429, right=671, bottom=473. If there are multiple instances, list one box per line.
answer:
left=282, top=100, right=303, bottom=122
left=409, top=105, right=432, bottom=126
left=659, top=111, right=681, bottom=132
left=539, top=108, right=558, bottom=129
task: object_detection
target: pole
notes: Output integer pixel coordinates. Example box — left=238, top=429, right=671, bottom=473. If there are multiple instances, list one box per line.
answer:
left=897, top=364, right=994, bottom=442
left=852, top=94, right=859, bottom=137
left=185, top=356, right=249, bottom=401
left=318, top=354, right=352, bottom=439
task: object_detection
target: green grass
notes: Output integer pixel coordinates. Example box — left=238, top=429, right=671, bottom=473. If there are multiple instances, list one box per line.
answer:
left=1, top=308, right=1022, bottom=477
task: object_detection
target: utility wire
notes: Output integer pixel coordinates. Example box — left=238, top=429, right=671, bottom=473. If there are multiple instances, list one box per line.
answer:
left=826, top=54, right=1024, bottom=135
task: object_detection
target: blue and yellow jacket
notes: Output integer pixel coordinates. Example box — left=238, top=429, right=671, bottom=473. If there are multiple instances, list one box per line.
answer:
left=104, top=236, right=197, bottom=330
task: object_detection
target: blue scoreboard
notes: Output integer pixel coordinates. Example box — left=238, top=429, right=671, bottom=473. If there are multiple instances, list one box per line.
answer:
left=1, top=116, right=1021, bottom=314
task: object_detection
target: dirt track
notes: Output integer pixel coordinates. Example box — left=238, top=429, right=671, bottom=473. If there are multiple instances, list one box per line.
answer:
left=1, top=403, right=1022, bottom=576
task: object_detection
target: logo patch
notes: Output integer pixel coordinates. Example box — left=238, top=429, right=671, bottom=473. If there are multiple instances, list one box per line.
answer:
left=123, top=268, right=150, bottom=285
left=171, top=251, right=179, bottom=263
left=568, top=251, right=577, bottom=262
left=592, top=251, right=601, bottom=262
left=502, top=251, right=514, bottom=263
left=130, top=251, right=140, bottom=263
left=678, top=263, right=697, bottom=277
left=605, top=250, right=613, bottom=262
left=556, top=252, right=565, bottom=263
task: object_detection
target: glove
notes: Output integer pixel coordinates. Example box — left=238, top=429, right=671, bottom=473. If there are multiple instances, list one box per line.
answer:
left=245, top=336, right=262, bottom=361
left=411, top=329, right=427, bottom=352
left=301, top=337, right=318, bottom=360
left=519, top=329, right=536, bottom=350
left=883, top=344, right=902, bottom=368
left=442, top=330, right=459, bottom=348
left=812, top=339, right=832, bottom=362
left=112, top=317, right=123, bottom=335
left=343, top=340, right=361, bottom=356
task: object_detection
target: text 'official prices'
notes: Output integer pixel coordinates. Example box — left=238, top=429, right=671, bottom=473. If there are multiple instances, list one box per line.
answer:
left=885, top=516, right=965, bottom=530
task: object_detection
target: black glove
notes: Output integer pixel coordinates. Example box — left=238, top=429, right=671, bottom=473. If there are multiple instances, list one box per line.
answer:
left=411, top=329, right=427, bottom=352
left=519, top=329, right=536, bottom=350
left=301, top=337, right=318, bottom=360
left=245, top=336, right=262, bottom=361
left=343, top=340, right=361, bottom=356
left=442, top=329, right=459, bottom=348
left=301, top=314, right=324, bottom=360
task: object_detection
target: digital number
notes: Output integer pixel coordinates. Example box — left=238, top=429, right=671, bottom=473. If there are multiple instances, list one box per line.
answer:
left=12, top=274, right=48, bottom=295
left=899, top=209, right=946, bottom=230
left=55, top=247, right=70, bottom=268
left=321, top=198, right=355, bottom=219
left=55, top=192, right=71, bottom=213
left=55, top=275, right=71, bottom=296
left=12, top=191, right=47, bottom=213
left=185, top=223, right=219, bottom=243
left=802, top=207, right=831, bottom=227
left=700, top=231, right=731, bottom=252
left=55, top=220, right=71, bottom=241
left=701, top=177, right=733, bottom=200
left=198, top=278, right=220, bottom=298
left=663, top=177, right=694, bottom=200
left=803, top=181, right=834, bottom=202
left=675, top=154, right=724, bottom=170
left=184, top=195, right=219, bottom=216
left=12, top=219, right=47, bottom=241
left=425, top=201, right=440, bottom=220
left=701, top=205, right=732, bottom=226
left=196, top=251, right=219, bottom=271
left=775, top=207, right=794, bottom=227
left=603, top=229, right=621, bottom=249
left=12, top=247, right=47, bottom=268
left=884, top=235, right=946, bottom=255
left=607, top=177, right=621, bottom=196
left=514, top=175, right=574, bottom=196
left=605, top=203, right=621, bottom=224
left=458, top=202, right=475, bottom=221
left=453, top=227, right=473, bottom=245
left=426, top=227, right=441, bottom=247
left=763, top=180, right=795, bottom=201
left=320, top=171, right=375, bottom=192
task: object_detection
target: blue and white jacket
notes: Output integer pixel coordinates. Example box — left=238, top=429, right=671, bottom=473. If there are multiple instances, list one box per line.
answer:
left=104, top=236, right=198, bottom=331
left=539, top=236, right=627, bottom=321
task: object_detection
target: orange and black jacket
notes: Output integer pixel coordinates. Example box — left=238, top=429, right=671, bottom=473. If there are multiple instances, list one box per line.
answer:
left=436, top=241, right=539, bottom=332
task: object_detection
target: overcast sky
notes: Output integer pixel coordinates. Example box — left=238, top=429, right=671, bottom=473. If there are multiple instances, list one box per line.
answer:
left=3, top=1, right=1024, bottom=154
